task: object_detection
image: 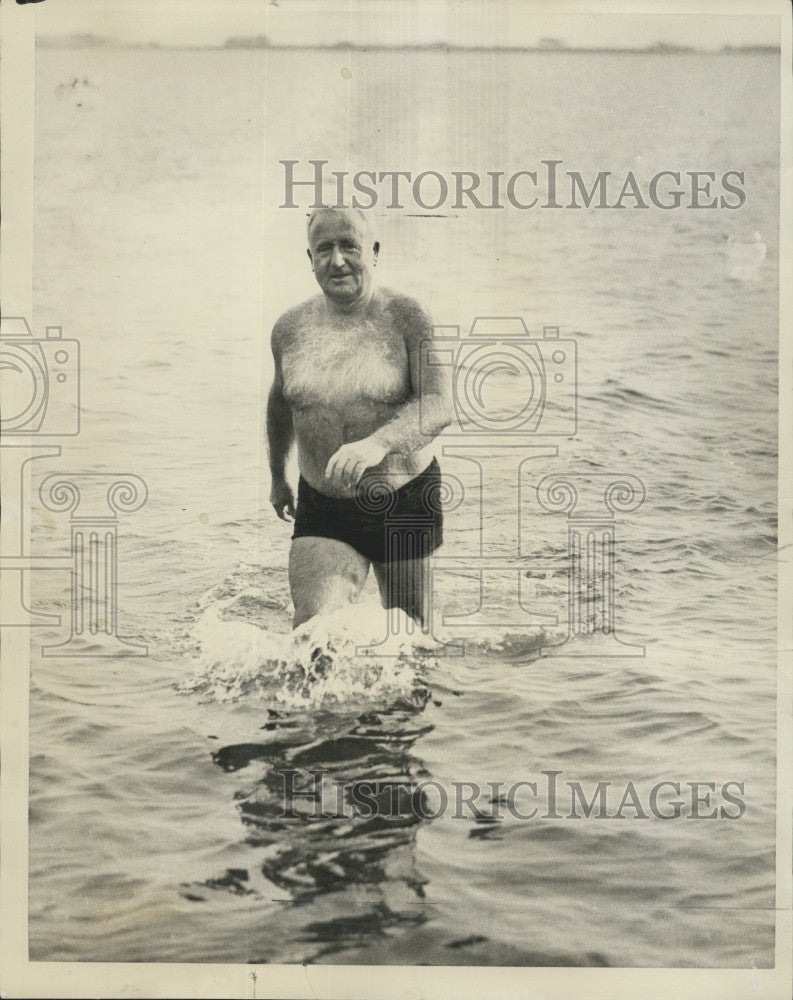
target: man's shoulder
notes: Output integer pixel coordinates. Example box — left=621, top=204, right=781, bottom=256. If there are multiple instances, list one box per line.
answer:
left=377, top=288, right=433, bottom=329
left=272, top=296, right=322, bottom=341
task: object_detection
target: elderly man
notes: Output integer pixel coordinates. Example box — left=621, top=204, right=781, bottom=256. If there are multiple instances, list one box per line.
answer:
left=267, top=208, right=453, bottom=628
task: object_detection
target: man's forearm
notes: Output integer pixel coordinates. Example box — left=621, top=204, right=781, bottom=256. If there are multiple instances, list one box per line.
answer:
left=266, top=388, right=294, bottom=481
left=371, top=394, right=452, bottom=455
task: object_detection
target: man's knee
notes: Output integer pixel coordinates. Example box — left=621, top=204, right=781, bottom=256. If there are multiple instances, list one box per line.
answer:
left=291, top=581, right=337, bottom=627
left=288, top=537, right=370, bottom=627
left=291, top=582, right=362, bottom=628
left=292, top=604, right=316, bottom=629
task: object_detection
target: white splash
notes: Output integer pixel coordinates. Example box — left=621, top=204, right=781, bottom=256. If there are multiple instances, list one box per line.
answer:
left=175, top=595, right=437, bottom=708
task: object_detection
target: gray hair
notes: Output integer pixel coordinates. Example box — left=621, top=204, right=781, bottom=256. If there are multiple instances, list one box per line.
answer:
left=306, top=206, right=377, bottom=244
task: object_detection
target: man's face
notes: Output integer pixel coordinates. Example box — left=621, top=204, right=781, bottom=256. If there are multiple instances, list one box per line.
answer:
left=307, top=211, right=378, bottom=306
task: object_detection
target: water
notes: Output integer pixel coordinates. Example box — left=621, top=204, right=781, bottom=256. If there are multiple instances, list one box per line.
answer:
left=27, top=46, right=778, bottom=966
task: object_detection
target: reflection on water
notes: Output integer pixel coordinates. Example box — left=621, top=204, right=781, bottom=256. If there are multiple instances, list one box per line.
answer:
left=183, top=699, right=436, bottom=961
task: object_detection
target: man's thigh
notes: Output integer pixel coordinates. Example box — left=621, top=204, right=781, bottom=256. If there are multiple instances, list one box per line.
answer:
left=288, top=536, right=370, bottom=627
left=372, top=555, right=431, bottom=629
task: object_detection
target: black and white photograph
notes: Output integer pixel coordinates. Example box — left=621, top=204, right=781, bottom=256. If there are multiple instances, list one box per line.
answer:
left=0, top=0, right=790, bottom=996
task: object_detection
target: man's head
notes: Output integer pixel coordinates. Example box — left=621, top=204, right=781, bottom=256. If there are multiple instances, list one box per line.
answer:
left=306, top=208, right=379, bottom=308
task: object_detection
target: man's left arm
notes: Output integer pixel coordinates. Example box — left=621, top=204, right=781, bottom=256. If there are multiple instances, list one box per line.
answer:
left=325, top=302, right=454, bottom=489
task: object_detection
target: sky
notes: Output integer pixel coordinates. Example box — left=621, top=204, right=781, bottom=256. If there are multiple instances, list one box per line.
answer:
left=35, top=0, right=782, bottom=50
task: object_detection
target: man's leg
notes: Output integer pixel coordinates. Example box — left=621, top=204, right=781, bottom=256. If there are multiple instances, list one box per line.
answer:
left=372, top=554, right=431, bottom=630
left=288, top=536, right=370, bottom=628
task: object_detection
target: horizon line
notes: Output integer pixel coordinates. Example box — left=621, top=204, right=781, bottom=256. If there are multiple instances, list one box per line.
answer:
left=37, top=36, right=781, bottom=54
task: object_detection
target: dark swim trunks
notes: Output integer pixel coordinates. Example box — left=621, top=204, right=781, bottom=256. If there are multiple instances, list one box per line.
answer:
left=292, top=458, right=444, bottom=564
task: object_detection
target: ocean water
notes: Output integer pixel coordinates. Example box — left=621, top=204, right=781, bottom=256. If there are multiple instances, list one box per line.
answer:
left=26, top=46, right=778, bottom=966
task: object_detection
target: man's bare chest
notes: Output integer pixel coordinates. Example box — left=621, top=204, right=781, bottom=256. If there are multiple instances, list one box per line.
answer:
left=281, top=321, right=409, bottom=409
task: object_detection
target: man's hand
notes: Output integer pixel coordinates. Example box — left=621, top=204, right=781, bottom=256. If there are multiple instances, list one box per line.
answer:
left=270, top=479, right=296, bottom=521
left=325, top=436, right=387, bottom=492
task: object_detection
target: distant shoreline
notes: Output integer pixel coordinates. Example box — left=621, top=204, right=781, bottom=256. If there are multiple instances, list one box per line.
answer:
left=37, top=37, right=781, bottom=54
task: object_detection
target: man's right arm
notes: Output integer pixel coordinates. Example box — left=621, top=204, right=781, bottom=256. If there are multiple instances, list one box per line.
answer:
left=266, top=323, right=296, bottom=520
